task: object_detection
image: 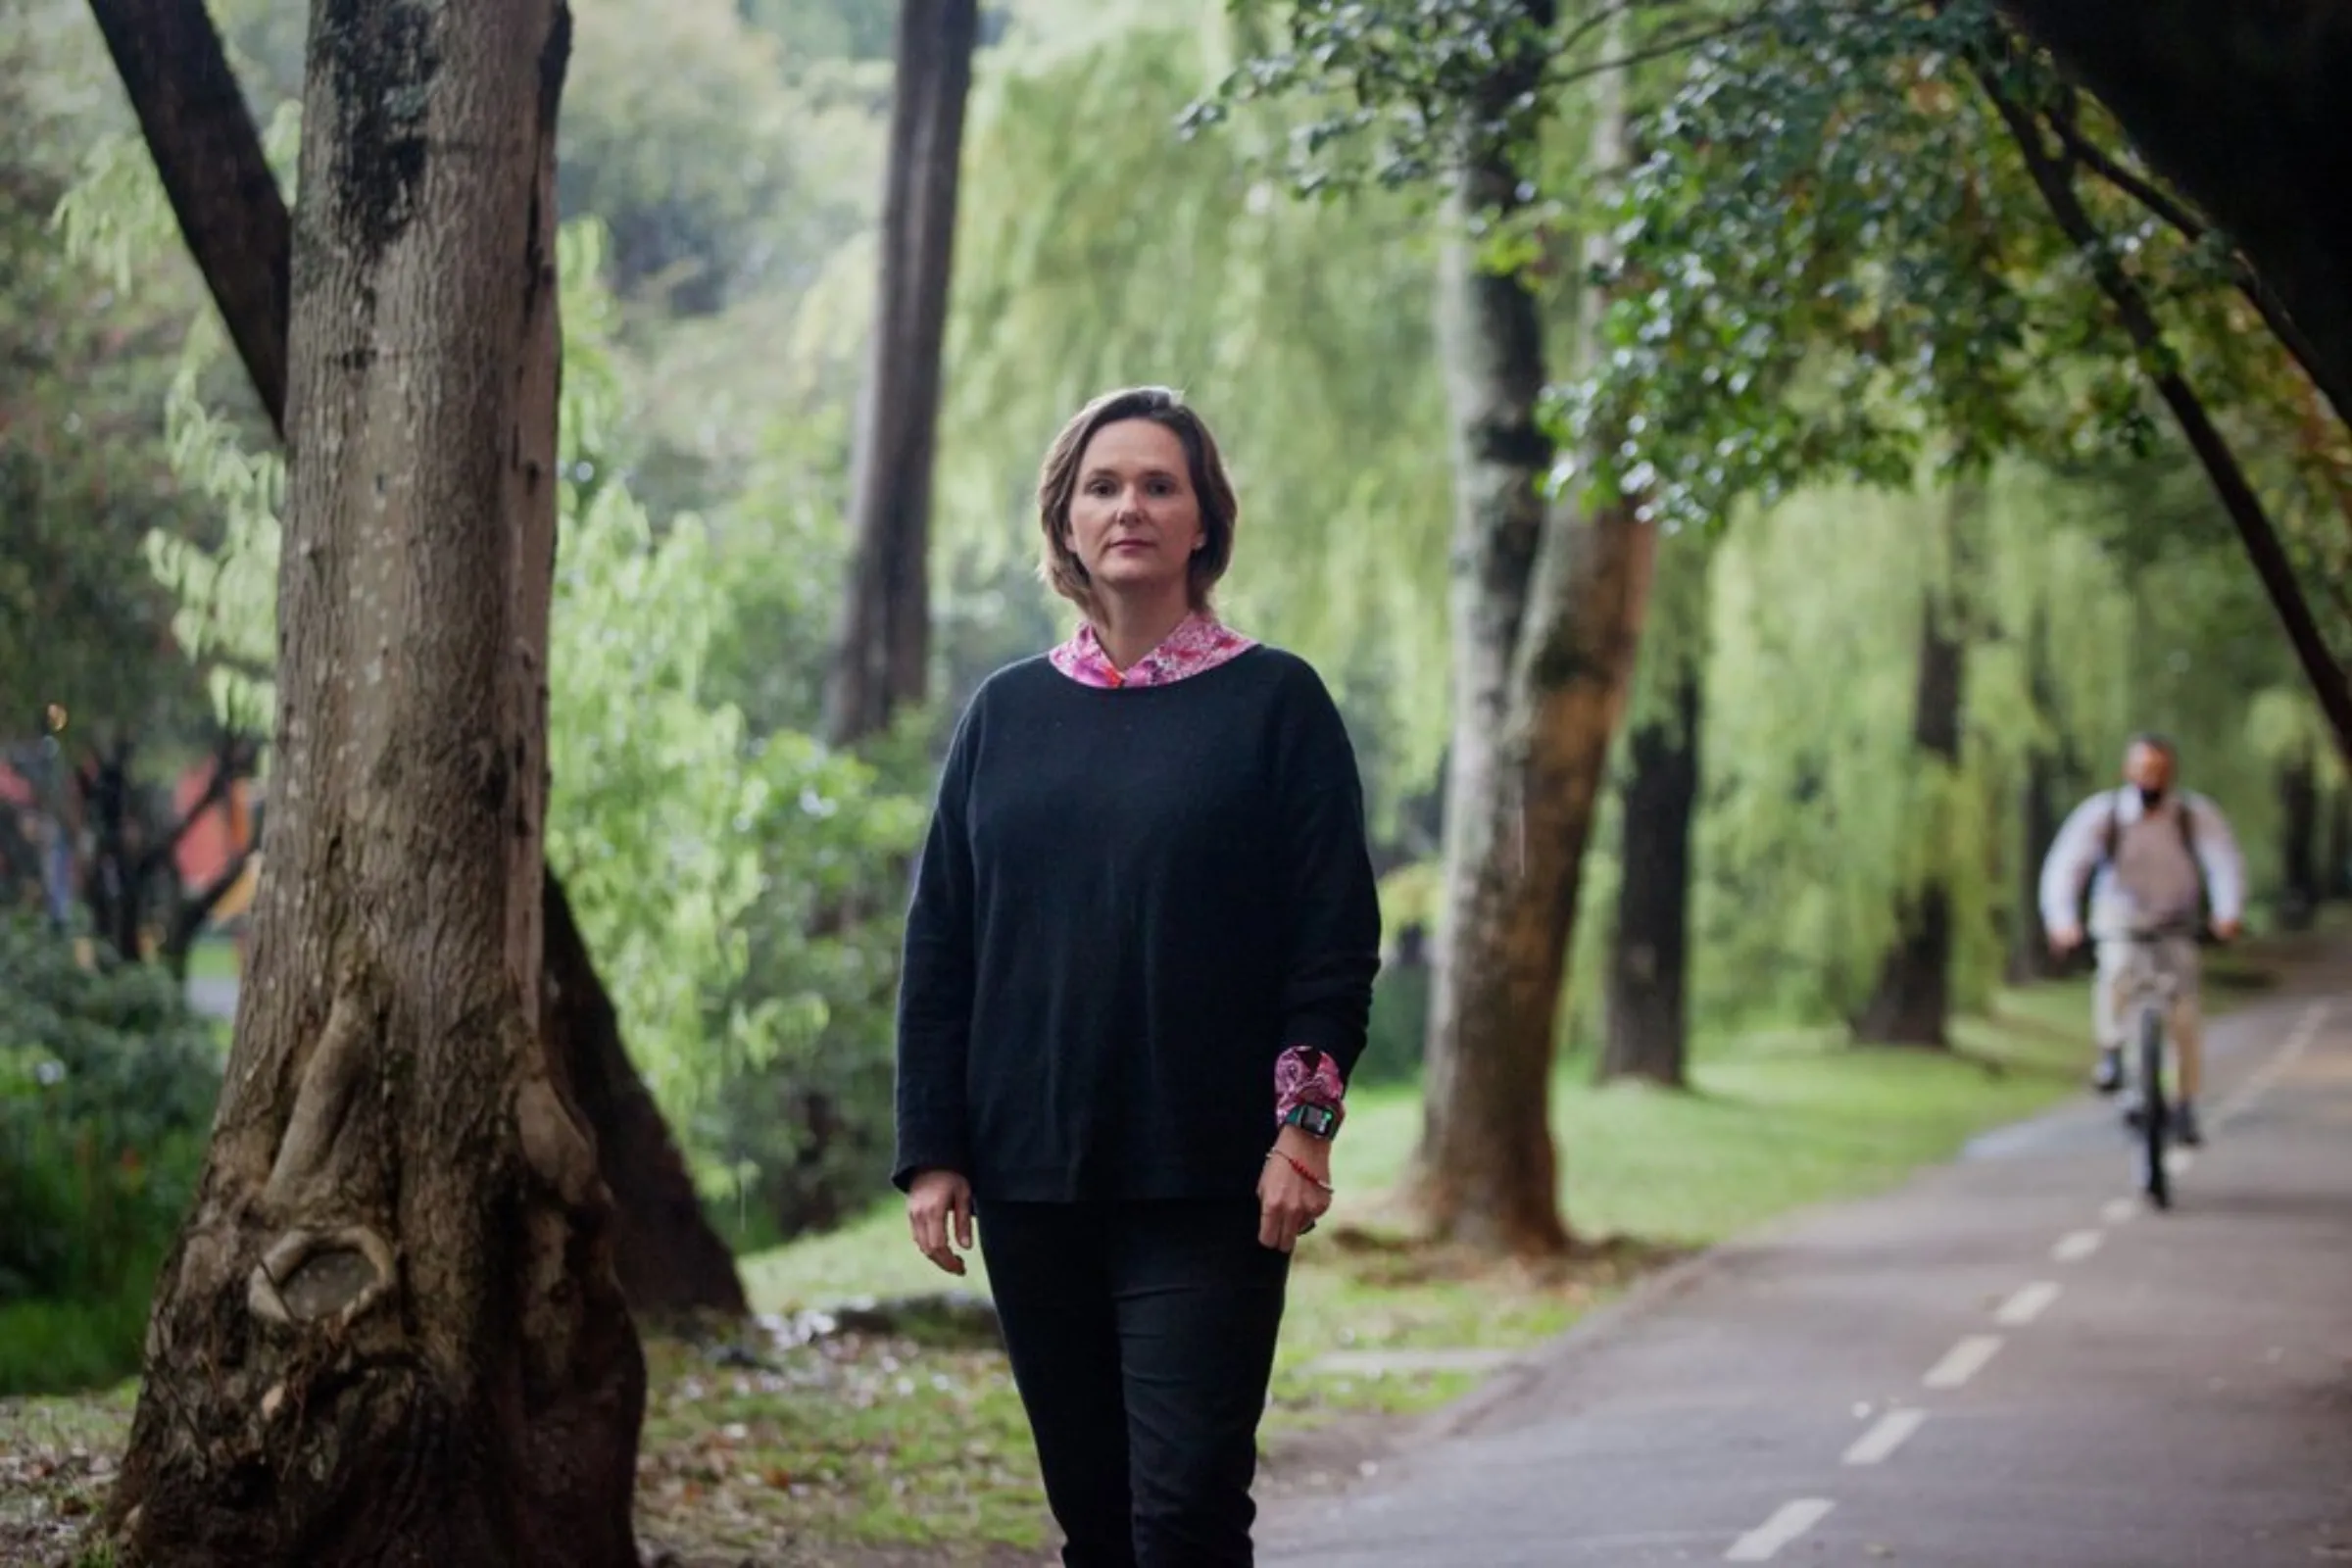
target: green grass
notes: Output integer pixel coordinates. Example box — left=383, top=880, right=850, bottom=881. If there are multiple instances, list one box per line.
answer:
left=182, top=937, right=239, bottom=984
left=0, top=1271, right=159, bottom=1399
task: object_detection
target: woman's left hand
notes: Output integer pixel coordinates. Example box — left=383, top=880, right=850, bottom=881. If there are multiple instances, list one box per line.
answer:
left=1258, top=1127, right=1335, bottom=1253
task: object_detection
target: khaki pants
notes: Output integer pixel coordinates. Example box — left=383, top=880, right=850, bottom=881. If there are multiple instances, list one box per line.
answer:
left=2094, top=935, right=2205, bottom=1100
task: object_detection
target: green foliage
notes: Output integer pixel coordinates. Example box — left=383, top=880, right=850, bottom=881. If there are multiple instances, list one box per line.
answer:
left=1561, top=2, right=2162, bottom=529
left=738, top=0, right=900, bottom=62
left=545, top=479, right=924, bottom=1206
left=1190, top=0, right=1563, bottom=194
left=51, top=97, right=303, bottom=740
left=0, top=918, right=220, bottom=1393
left=563, top=0, right=873, bottom=312
left=939, top=12, right=1458, bottom=796
left=0, top=0, right=211, bottom=742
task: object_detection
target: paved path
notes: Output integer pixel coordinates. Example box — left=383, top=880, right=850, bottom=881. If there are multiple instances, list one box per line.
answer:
left=186, top=975, right=237, bottom=1020
left=1263, top=972, right=2352, bottom=1566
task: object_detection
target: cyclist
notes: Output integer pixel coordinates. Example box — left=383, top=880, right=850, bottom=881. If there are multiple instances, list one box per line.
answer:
left=2038, top=732, right=2245, bottom=1147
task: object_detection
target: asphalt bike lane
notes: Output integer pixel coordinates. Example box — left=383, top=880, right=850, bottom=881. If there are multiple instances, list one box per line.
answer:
left=1260, top=968, right=2352, bottom=1566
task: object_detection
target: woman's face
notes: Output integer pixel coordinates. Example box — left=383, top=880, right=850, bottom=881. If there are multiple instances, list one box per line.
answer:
left=1065, top=418, right=1203, bottom=608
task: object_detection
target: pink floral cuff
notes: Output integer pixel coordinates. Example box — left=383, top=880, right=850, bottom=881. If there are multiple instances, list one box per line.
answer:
left=1274, top=1045, right=1347, bottom=1134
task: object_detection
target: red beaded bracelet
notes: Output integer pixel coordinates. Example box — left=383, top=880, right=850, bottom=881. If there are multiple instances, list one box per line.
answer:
left=1267, top=1149, right=1335, bottom=1194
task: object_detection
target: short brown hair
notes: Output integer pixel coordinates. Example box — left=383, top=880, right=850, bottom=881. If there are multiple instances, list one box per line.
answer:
left=1036, top=386, right=1239, bottom=617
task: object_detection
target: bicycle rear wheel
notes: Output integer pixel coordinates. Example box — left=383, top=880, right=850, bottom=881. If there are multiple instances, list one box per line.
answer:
left=2139, top=1007, right=2171, bottom=1210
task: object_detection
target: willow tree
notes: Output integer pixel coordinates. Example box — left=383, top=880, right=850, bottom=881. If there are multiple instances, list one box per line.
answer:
left=935, top=13, right=1457, bottom=786
left=104, top=5, right=651, bottom=1561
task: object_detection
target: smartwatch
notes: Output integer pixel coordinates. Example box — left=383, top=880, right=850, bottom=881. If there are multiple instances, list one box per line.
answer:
left=1283, top=1102, right=1341, bottom=1140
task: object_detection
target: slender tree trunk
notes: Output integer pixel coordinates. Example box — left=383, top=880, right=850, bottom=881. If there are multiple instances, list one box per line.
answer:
left=85, top=0, right=290, bottom=436
left=2007, top=610, right=2063, bottom=983
left=1415, top=14, right=1656, bottom=1255
left=88, top=0, right=742, bottom=1320
left=78, top=742, right=145, bottom=964
left=822, top=0, right=979, bottom=747
left=2279, top=748, right=2321, bottom=929
left=1852, top=489, right=1977, bottom=1049
left=2328, top=787, right=2352, bottom=900
left=2007, top=746, right=2062, bottom=983
left=1599, top=662, right=1699, bottom=1088
left=108, top=11, right=648, bottom=1564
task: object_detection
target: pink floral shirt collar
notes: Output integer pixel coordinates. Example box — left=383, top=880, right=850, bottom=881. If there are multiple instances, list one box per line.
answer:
left=1048, top=612, right=1258, bottom=690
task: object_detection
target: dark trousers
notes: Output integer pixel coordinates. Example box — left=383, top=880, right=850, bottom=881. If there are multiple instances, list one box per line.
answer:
left=978, top=1199, right=1290, bottom=1567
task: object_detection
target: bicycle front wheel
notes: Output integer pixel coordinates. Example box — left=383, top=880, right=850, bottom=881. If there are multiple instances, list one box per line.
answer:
left=2139, top=1006, right=2171, bottom=1210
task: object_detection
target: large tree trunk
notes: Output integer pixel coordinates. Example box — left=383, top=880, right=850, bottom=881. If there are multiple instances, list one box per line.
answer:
left=1414, top=14, right=1656, bottom=1255
left=106, top=10, right=648, bottom=1564
left=1598, top=662, right=1699, bottom=1088
left=1851, top=491, right=1976, bottom=1049
left=1994, top=2, right=2352, bottom=431
left=822, top=0, right=979, bottom=747
left=88, top=0, right=743, bottom=1321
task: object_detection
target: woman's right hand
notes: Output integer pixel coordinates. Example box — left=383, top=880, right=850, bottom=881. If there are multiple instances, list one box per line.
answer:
left=906, top=1169, right=975, bottom=1276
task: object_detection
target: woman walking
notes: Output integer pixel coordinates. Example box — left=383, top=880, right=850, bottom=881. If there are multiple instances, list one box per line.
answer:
left=894, top=385, right=1382, bottom=1566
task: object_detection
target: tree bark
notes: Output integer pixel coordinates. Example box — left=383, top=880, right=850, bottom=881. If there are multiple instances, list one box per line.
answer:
left=1993, top=2, right=2352, bottom=430
left=107, top=9, right=650, bottom=1563
left=2328, top=787, right=2352, bottom=900
left=2006, top=745, right=2062, bottom=984
left=1598, top=662, right=1698, bottom=1088
left=822, top=0, right=979, bottom=747
left=89, top=0, right=743, bottom=1321
left=1415, top=10, right=1657, bottom=1255
left=1851, top=490, right=1976, bottom=1049
left=2278, top=748, right=2321, bottom=930
left=2006, top=610, right=2064, bottom=984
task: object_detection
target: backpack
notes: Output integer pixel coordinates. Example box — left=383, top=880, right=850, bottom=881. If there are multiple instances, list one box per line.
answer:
left=2093, top=789, right=2207, bottom=919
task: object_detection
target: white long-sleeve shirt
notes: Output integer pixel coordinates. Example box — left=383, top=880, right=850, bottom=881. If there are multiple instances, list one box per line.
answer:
left=2037, top=786, right=2245, bottom=939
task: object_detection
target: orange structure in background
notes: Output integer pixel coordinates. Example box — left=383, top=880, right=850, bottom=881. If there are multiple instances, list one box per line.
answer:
left=172, top=761, right=260, bottom=924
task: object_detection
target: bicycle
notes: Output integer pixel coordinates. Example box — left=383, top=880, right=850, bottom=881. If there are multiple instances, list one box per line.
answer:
left=2106, top=916, right=2204, bottom=1209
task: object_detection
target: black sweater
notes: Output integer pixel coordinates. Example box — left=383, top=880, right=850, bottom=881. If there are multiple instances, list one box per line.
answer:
left=891, top=646, right=1383, bottom=1201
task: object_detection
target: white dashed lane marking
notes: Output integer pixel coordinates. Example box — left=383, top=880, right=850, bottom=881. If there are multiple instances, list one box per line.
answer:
left=1923, top=1334, right=2004, bottom=1390
left=1995, top=1281, right=2062, bottom=1327
left=1726, top=1498, right=1837, bottom=1561
left=1842, top=1408, right=1928, bottom=1466
left=2052, top=1229, right=2104, bottom=1263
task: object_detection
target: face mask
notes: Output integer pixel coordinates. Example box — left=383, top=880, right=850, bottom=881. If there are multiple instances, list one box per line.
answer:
left=2138, top=785, right=2167, bottom=809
